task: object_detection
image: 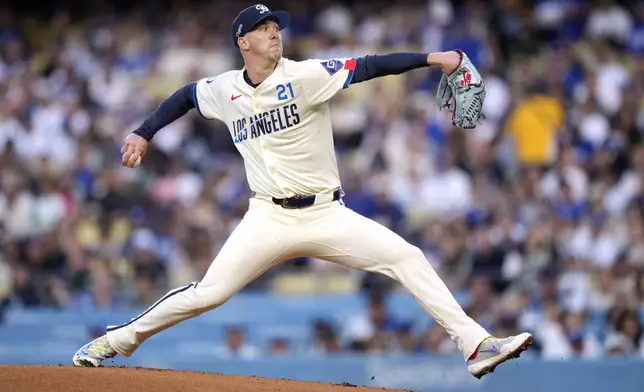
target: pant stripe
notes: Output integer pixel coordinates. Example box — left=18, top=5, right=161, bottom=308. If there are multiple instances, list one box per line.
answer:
left=106, top=282, right=197, bottom=332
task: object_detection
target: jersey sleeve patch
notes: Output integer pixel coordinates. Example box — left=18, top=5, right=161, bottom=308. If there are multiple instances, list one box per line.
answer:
left=320, top=59, right=345, bottom=76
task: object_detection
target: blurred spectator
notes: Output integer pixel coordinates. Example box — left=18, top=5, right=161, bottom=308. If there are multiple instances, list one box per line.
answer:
left=505, top=84, right=565, bottom=166
left=213, top=326, right=261, bottom=360
left=267, top=337, right=292, bottom=356
left=310, top=319, right=342, bottom=355
left=605, top=332, right=637, bottom=356
left=539, top=308, right=602, bottom=359
left=394, top=322, right=416, bottom=354
left=418, top=323, right=458, bottom=355
left=612, top=309, right=644, bottom=355
left=342, top=295, right=399, bottom=352
left=585, top=0, right=633, bottom=45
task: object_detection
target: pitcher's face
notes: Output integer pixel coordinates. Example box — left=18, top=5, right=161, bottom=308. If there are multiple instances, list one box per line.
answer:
left=239, top=19, right=282, bottom=62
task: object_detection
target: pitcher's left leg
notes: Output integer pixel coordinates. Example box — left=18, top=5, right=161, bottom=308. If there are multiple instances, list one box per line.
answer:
left=305, top=202, right=531, bottom=378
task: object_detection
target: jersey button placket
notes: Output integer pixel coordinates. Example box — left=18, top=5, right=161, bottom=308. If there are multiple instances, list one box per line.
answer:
left=251, top=88, right=261, bottom=113
left=253, top=94, right=274, bottom=178
left=262, top=143, right=276, bottom=175
left=253, top=88, right=285, bottom=193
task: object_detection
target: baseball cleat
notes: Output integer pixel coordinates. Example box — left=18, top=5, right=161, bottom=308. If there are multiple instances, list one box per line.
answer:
left=72, top=335, right=117, bottom=367
left=467, top=332, right=533, bottom=379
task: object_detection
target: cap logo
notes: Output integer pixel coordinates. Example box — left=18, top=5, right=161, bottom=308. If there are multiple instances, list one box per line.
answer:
left=255, top=4, right=270, bottom=13
left=236, top=23, right=243, bottom=37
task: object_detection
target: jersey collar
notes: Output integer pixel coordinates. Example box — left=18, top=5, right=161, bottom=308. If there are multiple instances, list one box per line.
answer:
left=239, top=57, right=284, bottom=90
left=243, top=70, right=261, bottom=88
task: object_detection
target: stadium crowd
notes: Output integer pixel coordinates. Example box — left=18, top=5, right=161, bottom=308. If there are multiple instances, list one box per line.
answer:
left=1, top=0, right=644, bottom=359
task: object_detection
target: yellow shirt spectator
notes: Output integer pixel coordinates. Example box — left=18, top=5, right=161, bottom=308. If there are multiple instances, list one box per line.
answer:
left=506, top=95, right=565, bottom=165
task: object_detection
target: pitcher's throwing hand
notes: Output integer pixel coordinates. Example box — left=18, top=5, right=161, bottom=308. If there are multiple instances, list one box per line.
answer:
left=120, top=133, right=147, bottom=168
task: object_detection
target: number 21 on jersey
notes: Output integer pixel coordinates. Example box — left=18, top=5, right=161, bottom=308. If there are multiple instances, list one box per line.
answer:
left=276, top=82, right=295, bottom=101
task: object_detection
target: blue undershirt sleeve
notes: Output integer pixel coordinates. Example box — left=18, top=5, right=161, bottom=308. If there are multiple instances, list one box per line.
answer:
left=350, top=53, right=429, bottom=85
left=133, top=82, right=197, bottom=141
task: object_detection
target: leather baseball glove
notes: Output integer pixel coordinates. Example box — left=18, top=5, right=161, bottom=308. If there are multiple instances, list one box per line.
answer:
left=435, top=50, right=486, bottom=129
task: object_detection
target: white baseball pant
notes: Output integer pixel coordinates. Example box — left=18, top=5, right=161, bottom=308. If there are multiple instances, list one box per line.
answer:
left=106, top=192, right=490, bottom=360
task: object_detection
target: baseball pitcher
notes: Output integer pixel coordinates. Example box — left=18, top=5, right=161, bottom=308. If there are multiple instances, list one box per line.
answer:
left=73, top=4, right=531, bottom=379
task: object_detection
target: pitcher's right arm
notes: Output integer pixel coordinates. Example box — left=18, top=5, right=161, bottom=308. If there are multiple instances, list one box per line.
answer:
left=121, top=77, right=224, bottom=168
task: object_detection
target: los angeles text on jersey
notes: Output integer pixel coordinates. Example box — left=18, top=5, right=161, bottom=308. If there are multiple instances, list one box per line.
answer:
left=231, top=103, right=301, bottom=144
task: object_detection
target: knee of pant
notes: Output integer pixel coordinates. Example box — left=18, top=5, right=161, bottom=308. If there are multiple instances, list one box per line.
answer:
left=194, top=284, right=233, bottom=311
left=387, top=245, right=429, bottom=280
left=387, top=245, right=425, bottom=268
left=396, top=245, right=434, bottom=270
left=403, top=245, right=426, bottom=263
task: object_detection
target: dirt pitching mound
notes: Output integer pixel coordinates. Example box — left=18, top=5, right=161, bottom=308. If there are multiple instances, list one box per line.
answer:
left=0, top=365, right=411, bottom=392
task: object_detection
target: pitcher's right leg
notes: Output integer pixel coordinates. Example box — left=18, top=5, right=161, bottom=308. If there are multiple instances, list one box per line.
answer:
left=73, top=199, right=298, bottom=366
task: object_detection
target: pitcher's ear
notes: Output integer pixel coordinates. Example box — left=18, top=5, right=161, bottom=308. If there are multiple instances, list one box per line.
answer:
left=238, top=36, right=250, bottom=50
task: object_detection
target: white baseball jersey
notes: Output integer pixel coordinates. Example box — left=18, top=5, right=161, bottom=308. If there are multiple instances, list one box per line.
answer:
left=194, top=56, right=357, bottom=198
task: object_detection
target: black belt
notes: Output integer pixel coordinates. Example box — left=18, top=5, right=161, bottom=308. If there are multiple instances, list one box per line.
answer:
left=272, top=188, right=343, bottom=209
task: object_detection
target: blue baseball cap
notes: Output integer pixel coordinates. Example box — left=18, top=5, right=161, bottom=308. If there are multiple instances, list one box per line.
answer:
left=231, top=4, right=291, bottom=48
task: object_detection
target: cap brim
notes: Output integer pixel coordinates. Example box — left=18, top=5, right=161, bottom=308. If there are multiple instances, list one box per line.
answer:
left=254, top=10, right=291, bottom=32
